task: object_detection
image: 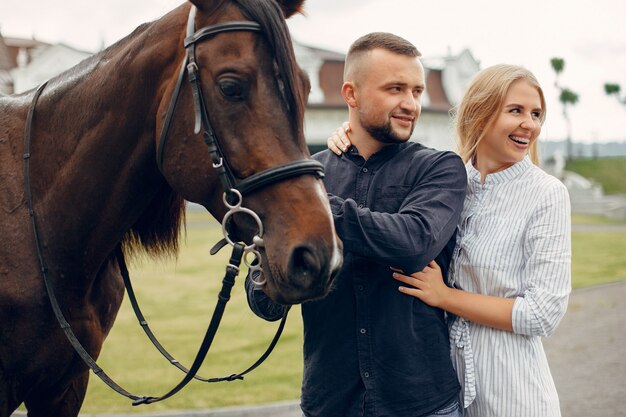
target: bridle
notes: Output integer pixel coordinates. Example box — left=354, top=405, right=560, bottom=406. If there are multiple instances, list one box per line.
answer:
left=157, top=5, right=324, bottom=282
left=23, top=6, right=324, bottom=406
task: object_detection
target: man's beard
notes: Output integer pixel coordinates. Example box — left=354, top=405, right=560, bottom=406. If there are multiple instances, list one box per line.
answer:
left=361, top=115, right=414, bottom=144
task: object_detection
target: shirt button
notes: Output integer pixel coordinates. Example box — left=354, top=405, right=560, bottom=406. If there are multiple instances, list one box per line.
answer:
left=360, top=328, right=366, bottom=334
left=364, top=372, right=370, bottom=378
left=358, top=203, right=364, bottom=209
left=362, top=167, right=368, bottom=173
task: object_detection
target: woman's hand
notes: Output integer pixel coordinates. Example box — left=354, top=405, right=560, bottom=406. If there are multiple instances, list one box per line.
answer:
left=392, top=261, right=450, bottom=307
left=327, top=121, right=352, bottom=155
left=393, top=261, right=515, bottom=331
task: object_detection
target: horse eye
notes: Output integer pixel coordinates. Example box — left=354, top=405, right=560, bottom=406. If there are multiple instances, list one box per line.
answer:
left=218, top=79, right=247, bottom=101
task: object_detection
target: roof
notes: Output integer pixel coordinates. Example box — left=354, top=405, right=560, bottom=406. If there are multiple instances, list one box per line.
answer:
left=0, top=33, right=15, bottom=70
left=294, top=41, right=345, bottom=62
left=1, top=35, right=49, bottom=49
left=292, top=42, right=480, bottom=112
left=0, top=31, right=50, bottom=70
left=425, top=69, right=452, bottom=111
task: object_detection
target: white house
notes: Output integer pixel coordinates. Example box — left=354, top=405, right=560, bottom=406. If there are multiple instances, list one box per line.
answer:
left=0, top=32, right=50, bottom=94
left=10, top=43, right=92, bottom=94
left=1, top=31, right=480, bottom=152
left=297, top=42, right=480, bottom=152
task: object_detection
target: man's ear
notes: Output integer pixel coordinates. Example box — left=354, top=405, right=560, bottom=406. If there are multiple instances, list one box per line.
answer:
left=342, top=82, right=357, bottom=108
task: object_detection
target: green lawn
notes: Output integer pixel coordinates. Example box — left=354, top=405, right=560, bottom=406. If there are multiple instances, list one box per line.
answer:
left=572, top=231, right=626, bottom=288
left=82, top=217, right=305, bottom=413
left=571, top=214, right=626, bottom=287
left=572, top=213, right=626, bottom=225
left=566, top=157, right=626, bottom=194
left=68, top=210, right=626, bottom=413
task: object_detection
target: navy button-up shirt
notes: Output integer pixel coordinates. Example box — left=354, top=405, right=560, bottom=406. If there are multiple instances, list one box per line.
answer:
left=247, top=142, right=466, bottom=417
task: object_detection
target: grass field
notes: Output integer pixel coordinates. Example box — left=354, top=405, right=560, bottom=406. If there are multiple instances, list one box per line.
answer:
left=565, top=157, right=626, bottom=195
left=67, top=210, right=626, bottom=413
left=81, top=215, right=305, bottom=413
left=571, top=213, right=626, bottom=224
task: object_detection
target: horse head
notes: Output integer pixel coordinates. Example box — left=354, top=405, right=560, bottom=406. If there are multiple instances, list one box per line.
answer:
left=155, top=0, right=342, bottom=304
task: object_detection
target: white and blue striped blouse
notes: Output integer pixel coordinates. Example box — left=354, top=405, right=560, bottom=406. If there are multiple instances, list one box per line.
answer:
left=449, top=156, right=571, bottom=417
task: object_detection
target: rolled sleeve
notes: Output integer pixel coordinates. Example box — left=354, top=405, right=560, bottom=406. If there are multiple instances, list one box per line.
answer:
left=512, top=182, right=571, bottom=336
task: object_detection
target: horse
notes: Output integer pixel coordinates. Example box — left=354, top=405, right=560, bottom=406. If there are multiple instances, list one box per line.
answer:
left=0, top=0, right=343, bottom=415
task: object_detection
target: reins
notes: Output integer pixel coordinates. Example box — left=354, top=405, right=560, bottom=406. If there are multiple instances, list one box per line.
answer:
left=116, top=244, right=288, bottom=386
left=24, top=82, right=271, bottom=404
left=23, top=5, right=323, bottom=406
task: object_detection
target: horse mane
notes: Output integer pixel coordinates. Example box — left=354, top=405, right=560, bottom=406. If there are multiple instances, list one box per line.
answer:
left=117, top=21, right=187, bottom=260
left=120, top=0, right=303, bottom=260
left=14, top=19, right=183, bottom=260
left=121, top=183, right=186, bottom=259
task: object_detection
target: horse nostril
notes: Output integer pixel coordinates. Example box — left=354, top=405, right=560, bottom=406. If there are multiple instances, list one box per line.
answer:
left=288, top=245, right=323, bottom=290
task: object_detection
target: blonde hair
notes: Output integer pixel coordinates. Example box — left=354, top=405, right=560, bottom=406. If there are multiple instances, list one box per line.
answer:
left=454, top=64, right=546, bottom=164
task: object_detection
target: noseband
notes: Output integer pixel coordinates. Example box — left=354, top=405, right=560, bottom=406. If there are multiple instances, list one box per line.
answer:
left=157, top=7, right=324, bottom=284
left=24, top=6, right=324, bottom=407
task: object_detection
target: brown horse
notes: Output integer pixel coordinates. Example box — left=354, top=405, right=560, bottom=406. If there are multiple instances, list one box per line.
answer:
left=0, top=0, right=342, bottom=415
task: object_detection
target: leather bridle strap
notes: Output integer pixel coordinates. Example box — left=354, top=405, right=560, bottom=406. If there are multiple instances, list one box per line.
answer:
left=24, top=84, right=251, bottom=401
left=156, top=56, right=188, bottom=171
left=156, top=6, right=324, bottom=200
left=184, top=21, right=263, bottom=47
left=24, top=82, right=145, bottom=401
left=235, top=159, right=325, bottom=196
left=115, top=245, right=289, bottom=385
left=25, top=5, right=315, bottom=406
left=132, top=242, right=246, bottom=405
left=24, top=99, right=254, bottom=402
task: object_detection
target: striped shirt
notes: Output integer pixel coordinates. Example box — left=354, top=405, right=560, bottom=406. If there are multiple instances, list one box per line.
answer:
left=449, top=156, right=571, bottom=417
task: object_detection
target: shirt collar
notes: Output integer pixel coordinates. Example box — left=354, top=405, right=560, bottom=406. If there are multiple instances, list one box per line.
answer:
left=345, top=142, right=403, bottom=164
left=466, top=155, right=533, bottom=185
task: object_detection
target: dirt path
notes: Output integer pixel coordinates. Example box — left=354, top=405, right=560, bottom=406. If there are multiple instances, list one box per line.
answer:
left=543, top=281, right=626, bottom=417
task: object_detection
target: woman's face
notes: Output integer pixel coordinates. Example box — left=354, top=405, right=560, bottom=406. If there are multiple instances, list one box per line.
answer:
left=476, top=79, right=543, bottom=173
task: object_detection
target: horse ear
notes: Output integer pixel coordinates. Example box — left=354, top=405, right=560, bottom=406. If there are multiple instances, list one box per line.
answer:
left=188, top=0, right=212, bottom=11
left=188, top=0, right=201, bottom=10
left=188, top=0, right=305, bottom=16
left=275, top=0, right=306, bottom=18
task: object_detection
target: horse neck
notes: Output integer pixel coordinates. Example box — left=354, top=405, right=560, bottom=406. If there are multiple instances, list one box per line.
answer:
left=31, top=9, right=187, bottom=273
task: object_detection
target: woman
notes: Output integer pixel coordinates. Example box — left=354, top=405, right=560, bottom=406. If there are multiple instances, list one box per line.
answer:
left=327, top=64, right=571, bottom=417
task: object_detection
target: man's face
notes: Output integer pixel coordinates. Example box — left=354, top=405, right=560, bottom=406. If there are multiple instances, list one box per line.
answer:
left=354, top=49, right=425, bottom=144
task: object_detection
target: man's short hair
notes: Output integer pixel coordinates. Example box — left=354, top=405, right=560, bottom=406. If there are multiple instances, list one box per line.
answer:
left=344, top=32, right=421, bottom=81
left=347, top=32, right=421, bottom=59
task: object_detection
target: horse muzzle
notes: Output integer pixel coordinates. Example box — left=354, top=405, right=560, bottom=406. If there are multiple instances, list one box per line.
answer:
left=260, top=237, right=342, bottom=305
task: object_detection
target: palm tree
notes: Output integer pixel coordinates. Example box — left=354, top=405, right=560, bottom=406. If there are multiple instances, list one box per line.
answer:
left=604, top=83, right=626, bottom=143
left=604, top=83, right=625, bottom=105
left=550, top=58, right=564, bottom=82
left=550, top=57, right=579, bottom=161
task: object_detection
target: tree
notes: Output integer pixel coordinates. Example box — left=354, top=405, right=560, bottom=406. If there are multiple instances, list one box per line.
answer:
left=604, top=83, right=626, bottom=105
left=550, top=58, right=565, bottom=79
left=550, top=57, right=579, bottom=161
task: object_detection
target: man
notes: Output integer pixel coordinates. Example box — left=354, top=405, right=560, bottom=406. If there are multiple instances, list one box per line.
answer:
left=246, top=32, right=466, bottom=417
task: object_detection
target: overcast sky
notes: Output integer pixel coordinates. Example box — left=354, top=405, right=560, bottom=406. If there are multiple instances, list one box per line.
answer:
left=1, top=0, right=625, bottom=143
